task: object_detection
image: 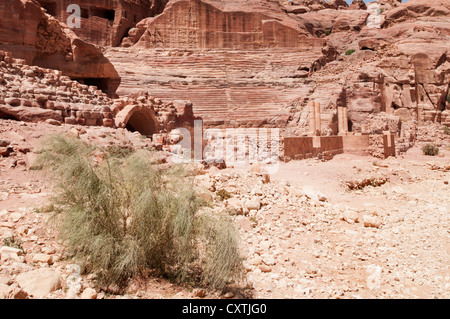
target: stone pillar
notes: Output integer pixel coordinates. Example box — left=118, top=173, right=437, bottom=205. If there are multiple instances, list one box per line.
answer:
left=343, top=107, right=349, bottom=133
left=338, top=107, right=344, bottom=134
left=309, top=100, right=316, bottom=136
left=314, top=101, right=321, bottom=136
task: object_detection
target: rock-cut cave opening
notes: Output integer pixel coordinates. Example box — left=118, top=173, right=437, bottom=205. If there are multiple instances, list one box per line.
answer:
left=124, top=110, right=157, bottom=137
left=74, top=78, right=110, bottom=95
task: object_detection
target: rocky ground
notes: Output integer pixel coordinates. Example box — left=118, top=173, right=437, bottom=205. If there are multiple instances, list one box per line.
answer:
left=0, top=119, right=449, bottom=299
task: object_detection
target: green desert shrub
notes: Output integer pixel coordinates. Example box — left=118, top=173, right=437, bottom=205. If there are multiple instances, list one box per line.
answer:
left=345, top=49, right=356, bottom=56
left=216, top=189, right=232, bottom=201
left=443, top=126, right=450, bottom=135
left=422, top=143, right=439, bottom=156
left=36, top=135, right=244, bottom=289
left=2, top=236, right=23, bottom=250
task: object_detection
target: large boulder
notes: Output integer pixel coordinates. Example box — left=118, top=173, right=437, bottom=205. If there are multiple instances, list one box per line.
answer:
left=16, top=269, right=61, bottom=298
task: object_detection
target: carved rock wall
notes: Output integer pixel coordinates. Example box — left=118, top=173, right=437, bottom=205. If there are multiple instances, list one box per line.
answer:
left=0, top=0, right=121, bottom=96
left=37, top=0, right=168, bottom=47
left=124, top=0, right=311, bottom=49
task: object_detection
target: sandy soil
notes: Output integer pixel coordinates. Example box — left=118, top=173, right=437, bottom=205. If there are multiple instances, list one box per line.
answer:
left=0, top=119, right=449, bottom=299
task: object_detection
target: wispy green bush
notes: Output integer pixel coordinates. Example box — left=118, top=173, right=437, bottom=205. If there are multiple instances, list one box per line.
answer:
left=36, top=135, right=244, bottom=289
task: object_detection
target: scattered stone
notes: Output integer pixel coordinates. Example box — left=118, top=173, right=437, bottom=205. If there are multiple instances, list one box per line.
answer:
left=32, top=253, right=53, bottom=265
left=362, top=215, right=382, bottom=228
left=0, top=139, right=10, bottom=147
left=191, top=288, right=206, bottom=298
left=223, top=292, right=234, bottom=299
left=245, top=199, right=261, bottom=211
left=16, top=269, right=61, bottom=298
left=45, top=119, right=61, bottom=126
left=0, top=246, right=23, bottom=256
left=342, top=210, right=359, bottom=224
left=81, top=288, right=97, bottom=299
left=258, top=265, right=272, bottom=273
left=0, top=274, right=12, bottom=286
left=0, top=284, right=12, bottom=299
left=226, top=198, right=243, bottom=215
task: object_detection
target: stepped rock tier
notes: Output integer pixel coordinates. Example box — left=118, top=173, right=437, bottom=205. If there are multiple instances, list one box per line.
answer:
left=0, top=50, right=195, bottom=139
left=105, top=42, right=335, bottom=127
left=108, top=0, right=337, bottom=127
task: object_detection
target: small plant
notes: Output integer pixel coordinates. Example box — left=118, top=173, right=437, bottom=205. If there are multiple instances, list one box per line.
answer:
left=422, top=143, right=439, bottom=156
left=345, top=177, right=388, bottom=191
left=345, top=49, right=356, bottom=56
left=443, top=126, right=450, bottom=136
left=105, top=144, right=133, bottom=158
left=2, top=236, right=23, bottom=250
left=216, top=189, right=232, bottom=201
left=35, top=135, right=244, bottom=290
left=249, top=216, right=258, bottom=228
left=34, top=203, right=56, bottom=214
left=324, top=29, right=331, bottom=36
left=446, top=94, right=450, bottom=104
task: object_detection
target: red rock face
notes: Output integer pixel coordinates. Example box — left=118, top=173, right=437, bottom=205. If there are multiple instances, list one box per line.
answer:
left=282, top=0, right=450, bottom=152
left=0, top=0, right=121, bottom=96
left=1, top=0, right=448, bottom=155
left=36, top=0, right=168, bottom=47
left=0, top=0, right=44, bottom=62
left=108, top=0, right=336, bottom=128
left=125, top=0, right=310, bottom=49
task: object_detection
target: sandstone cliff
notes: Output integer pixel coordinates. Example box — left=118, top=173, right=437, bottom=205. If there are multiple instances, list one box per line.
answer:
left=123, top=0, right=311, bottom=49
left=36, top=0, right=169, bottom=47
left=0, top=0, right=121, bottom=96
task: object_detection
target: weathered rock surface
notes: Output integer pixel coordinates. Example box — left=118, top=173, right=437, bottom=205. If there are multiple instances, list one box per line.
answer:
left=125, top=0, right=311, bottom=49
left=0, top=0, right=121, bottom=96
left=36, top=0, right=168, bottom=47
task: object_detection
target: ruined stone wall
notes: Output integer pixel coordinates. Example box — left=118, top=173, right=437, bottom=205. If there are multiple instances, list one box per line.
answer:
left=0, top=50, right=113, bottom=125
left=0, top=50, right=194, bottom=137
left=0, top=0, right=121, bottom=96
left=283, top=133, right=395, bottom=160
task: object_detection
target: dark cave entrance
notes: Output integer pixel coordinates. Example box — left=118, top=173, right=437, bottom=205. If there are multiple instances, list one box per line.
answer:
left=90, top=6, right=116, bottom=22
left=74, top=78, right=110, bottom=94
left=348, top=119, right=353, bottom=132
left=125, top=110, right=157, bottom=137
left=37, top=1, right=57, bottom=17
